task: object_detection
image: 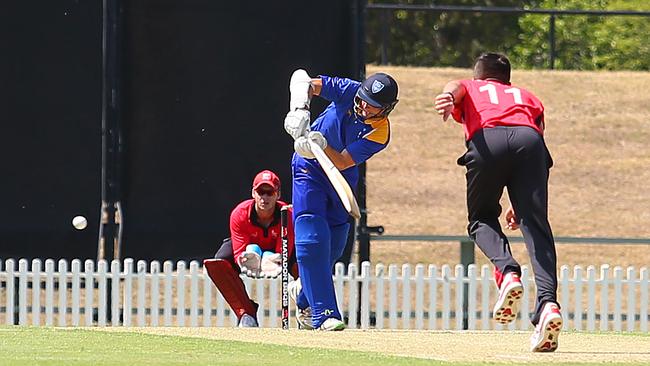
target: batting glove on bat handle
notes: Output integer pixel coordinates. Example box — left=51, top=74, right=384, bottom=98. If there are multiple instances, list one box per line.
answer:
left=294, top=136, right=315, bottom=159
left=308, top=131, right=327, bottom=149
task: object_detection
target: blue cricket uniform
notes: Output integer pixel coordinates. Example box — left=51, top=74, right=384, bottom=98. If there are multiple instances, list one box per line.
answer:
left=291, top=75, right=391, bottom=328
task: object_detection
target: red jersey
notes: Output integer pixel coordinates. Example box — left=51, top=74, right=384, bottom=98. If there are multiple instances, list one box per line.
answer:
left=452, top=79, right=545, bottom=141
left=229, top=199, right=294, bottom=260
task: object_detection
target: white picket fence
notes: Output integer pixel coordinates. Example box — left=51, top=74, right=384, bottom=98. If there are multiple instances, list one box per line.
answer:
left=0, top=258, right=648, bottom=331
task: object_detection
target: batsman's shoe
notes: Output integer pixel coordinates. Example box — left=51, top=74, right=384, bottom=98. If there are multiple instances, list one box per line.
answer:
left=296, top=307, right=313, bottom=330
left=493, top=272, right=523, bottom=324
left=238, top=314, right=259, bottom=328
left=318, top=318, right=346, bottom=331
left=530, top=302, right=562, bottom=352
left=288, top=279, right=314, bottom=330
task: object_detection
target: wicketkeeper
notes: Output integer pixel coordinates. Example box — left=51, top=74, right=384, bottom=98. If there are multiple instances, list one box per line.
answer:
left=203, top=170, right=298, bottom=327
left=283, top=69, right=399, bottom=330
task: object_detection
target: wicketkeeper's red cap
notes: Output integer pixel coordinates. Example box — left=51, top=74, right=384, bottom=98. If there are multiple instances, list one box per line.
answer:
left=252, top=170, right=281, bottom=191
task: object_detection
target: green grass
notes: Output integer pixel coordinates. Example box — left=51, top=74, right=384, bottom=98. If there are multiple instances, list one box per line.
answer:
left=0, top=327, right=441, bottom=366
left=0, top=327, right=647, bottom=366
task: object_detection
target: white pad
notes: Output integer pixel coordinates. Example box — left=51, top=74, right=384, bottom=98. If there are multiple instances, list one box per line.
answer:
left=289, top=69, right=312, bottom=111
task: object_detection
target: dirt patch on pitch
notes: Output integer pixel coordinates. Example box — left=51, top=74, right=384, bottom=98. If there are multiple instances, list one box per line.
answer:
left=97, top=327, right=650, bottom=364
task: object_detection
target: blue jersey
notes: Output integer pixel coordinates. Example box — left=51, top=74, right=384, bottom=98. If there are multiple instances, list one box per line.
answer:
left=293, top=75, right=391, bottom=189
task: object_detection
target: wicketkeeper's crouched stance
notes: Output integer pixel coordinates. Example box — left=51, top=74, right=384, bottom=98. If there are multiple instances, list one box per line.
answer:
left=203, top=170, right=299, bottom=327
left=283, top=69, right=399, bottom=331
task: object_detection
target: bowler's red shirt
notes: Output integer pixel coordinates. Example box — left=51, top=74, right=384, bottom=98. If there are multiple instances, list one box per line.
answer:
left=229, top=199, right=294, bottom=261
left=452, top=79, right=545, bottom=141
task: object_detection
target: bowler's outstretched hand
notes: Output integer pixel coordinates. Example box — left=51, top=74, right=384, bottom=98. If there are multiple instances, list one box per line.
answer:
left=434, top=93, right=454, bottom=121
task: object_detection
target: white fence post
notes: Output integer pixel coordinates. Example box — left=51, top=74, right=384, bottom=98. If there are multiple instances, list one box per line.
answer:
left=573, top=266, right=583, bottom=331
left=45, top=259, right=55, bottom=326
left=97, top=260, right=107, bottom=326
left=190, top=261, right=199, bottom=327
left=58, top=259, right=68, bottom=327
left=84, top=259, right=94, bottom=326
left=348, top=263, right=359, bottom=329
left=1, top=260, right=649, bottom=331
left=71, top=259, right=81, bottom=326
left=268, top=276, right=278, bottom=328
left=5, top=259, right=15, bottom=326
left=613, top=266, right=623, bottom=331
left=137, top=260, right=147, bottom=326
left=388, top=264, right=398, bottom=329
left=626, top=267, right=636, bottom=332
left=163, top=261, right=173, bottom=326
left=600, top=265, right=610, bottom=330
left=123, top=258, right=134, bottom=327
left=586, top=266, right=597, bottom=331
left=414, top=264, right=424, bottom=330
left=375, top=264, right=385, bottom=330
left=480, top=265, right=490, bottom=330
left=202, top=265, right=212, bottom=327
left=401, top=264, right=411, bottom=329
left=18, top=259, right=28, bottom=325
left=441, top=265, right=451, bottom=330
left=360, top=262, right=371, bottom=329
left=177, top=261, right=186, bottom=327
left=467, top=264, right=477, bottom=330
left=32, top=259, right=41, bottom=326
left=427, top=264, right=438, bottom=330
left=455, top=265, right=464, bottom=330
left=641, top=268, right=648, bottom=332
left=151, top=261, right=161, bottom=327
left=110, top=260, right=121, bottom=326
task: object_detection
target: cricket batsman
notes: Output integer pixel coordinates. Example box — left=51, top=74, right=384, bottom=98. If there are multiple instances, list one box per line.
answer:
left=283, top=69, right=399, bottom=330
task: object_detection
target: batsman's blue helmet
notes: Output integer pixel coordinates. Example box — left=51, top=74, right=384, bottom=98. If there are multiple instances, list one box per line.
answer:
left=355, top=72, right=399, bottom=118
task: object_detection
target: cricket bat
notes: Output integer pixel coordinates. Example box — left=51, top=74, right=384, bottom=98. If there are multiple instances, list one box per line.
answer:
left=308, top=140, right=361, bottom=219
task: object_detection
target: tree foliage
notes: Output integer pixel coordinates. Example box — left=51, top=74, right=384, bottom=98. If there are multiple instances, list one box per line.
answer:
left=365, top=0, right=650, bottom=70
left=365, top=0, right=537, bottom=67
left=512, top=0, right=650, bottom=70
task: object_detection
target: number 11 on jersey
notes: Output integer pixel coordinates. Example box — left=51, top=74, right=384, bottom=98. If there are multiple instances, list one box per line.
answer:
left=479, top=83, right=522, bottom=105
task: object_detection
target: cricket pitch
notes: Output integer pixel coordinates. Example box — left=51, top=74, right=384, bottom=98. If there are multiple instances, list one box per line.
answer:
left=100, top=327, right=650, bottom=364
